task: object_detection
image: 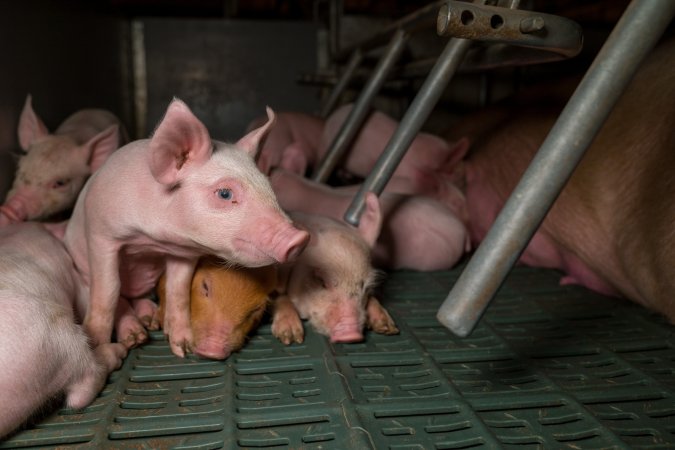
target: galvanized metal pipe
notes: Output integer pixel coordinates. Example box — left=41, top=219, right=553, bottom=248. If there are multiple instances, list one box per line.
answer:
left=343, top=36, right=473, bottom=226
left=312, top=29, right=408, bottom=183
left=335, top=1, right=445, bottom=62
left=320, top=49, right=363, bottom=119
left=436, top=0, right=675, bottom=337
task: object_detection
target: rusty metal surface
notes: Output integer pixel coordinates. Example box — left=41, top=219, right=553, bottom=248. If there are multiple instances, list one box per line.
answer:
left=437, top=1, right=583, bottom=59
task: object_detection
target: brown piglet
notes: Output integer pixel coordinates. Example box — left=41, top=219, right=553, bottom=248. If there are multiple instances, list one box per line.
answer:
left=157, top=258, right=277, bottom=360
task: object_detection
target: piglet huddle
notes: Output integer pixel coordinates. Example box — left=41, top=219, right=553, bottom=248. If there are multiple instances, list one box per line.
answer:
left=5, top=94, right=458, bottom=439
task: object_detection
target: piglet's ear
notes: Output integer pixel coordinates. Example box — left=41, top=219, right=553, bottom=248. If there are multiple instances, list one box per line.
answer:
left=148, top=98, right=212, bottom=185
left=237, top=106, right=275, bottom=158
left=84, top=124, right=120, bottom=173
left=18, top=94, right=49, bottom=151
left=356, top=192, right=383, bottom=248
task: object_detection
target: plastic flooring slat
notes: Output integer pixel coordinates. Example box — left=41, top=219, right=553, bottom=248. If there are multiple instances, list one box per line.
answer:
left=2, top=266, right=674, bottom=449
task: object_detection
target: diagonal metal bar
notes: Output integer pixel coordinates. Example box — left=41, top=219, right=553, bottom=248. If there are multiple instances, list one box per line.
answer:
left=312, top=29, right=408, bottom=183
left=436, top=0, right=675, bottom=337
left=343, top=35, right=473, bottom=225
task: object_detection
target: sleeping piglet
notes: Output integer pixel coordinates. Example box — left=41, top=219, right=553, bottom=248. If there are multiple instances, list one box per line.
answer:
left=0, top=95, right=125, bottom=226
left=272, top=202, right=399, bottom=345
left=247, top=103, right=469, bottom=186
left=270, top=168, right=470, bottom=271
left=63, top=98, right=309, bottom=357
left=0, top=222, right=126, bottom=439
left=157, top=258, right=276, bottom=360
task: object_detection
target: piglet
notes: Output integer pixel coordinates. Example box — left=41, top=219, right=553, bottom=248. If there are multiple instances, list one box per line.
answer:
left=0, top=222, right=126, bottom=439
left=320, top=104, right=470, bottom=185
left=247, top=104, right=469, bottom=186
left=272, top=204, right=398, bottom=345
left=156, top=258, right=276, bottom=359
left=63, top=98, right=309, bottom=357
left=247, top=111, right=324, bottom=175
left=270, top=168, right=470, bottom=271
left=0, top=95, right=125, bottom=226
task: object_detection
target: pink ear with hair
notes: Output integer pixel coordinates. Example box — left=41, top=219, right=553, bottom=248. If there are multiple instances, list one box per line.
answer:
left=440, top=137, right=471, bottom=173
left=18, top=94, right=49, bottom=151
left=148, top=98, right=213, bottom=186
left=237, top=106, right=276, bottom=158
left=355, top=192, right=383, bottom=248
left=85, top=124, right=120, bottom=173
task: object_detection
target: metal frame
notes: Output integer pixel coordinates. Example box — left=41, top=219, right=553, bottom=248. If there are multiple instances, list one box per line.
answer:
left=437, top=0, right=675, bottom=337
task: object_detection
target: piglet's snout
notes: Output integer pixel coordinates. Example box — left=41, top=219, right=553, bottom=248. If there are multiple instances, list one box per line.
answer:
left=330, top=322, right=364, bottom=343
left=272, top=225, right=309, bottom=263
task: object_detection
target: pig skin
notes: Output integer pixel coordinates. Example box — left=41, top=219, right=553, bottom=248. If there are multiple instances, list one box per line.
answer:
left=0, top=95, right=125, bottom=226
left=270, top=168, right=470, bottom=271
left=272, top=209, right=399, bottom=345
left=157, top=258, right=276, bottom=360
left=63, top=98, right=309, bottom=357
left=248, top=103, right=469, bottom=188
left=448, top=38, right=675, bottom=321
left=247, top=111, right=324, bottom=175
left=0, top=222, right=126, bottom=439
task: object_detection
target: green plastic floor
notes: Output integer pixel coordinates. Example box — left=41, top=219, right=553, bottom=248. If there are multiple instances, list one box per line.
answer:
left=3, top=266, right=675, bottom=449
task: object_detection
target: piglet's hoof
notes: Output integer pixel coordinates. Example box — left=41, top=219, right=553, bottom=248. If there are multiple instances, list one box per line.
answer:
left=131, top=298, right=160, bottom=330
left=95, top=342, right=128, bottom=372
left=272, top=313, right=305, bottom=345
left=273, top=323, right=305, bottom=345
left=165, top=328, right=194, bottom=358
left=116, top=315, right=149, bottom=349
left=271, top=296, right=305, bottom=345
left=366, top=297, right=399, bottom=335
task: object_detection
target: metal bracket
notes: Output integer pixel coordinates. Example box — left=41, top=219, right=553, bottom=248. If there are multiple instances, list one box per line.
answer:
left=437, top=1, right=583, bottom=64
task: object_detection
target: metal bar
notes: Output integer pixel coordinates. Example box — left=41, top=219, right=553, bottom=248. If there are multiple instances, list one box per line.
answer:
left=343, top=36, right=473, bottom=226
left=436, top=0, right=675, bottom=338
left=312, top=29, right=408, bottom=183
left=335, top=1, right=445, bottom=62
left=320, top=49, right=363, bottom=119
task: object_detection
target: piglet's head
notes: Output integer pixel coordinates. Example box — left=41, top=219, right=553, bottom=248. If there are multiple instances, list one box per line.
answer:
left=148, top=98, right=309, bottom=267
left=3, top=95, right=120, bottom=222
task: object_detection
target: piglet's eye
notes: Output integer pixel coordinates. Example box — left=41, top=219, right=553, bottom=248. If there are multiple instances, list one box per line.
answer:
left=216, top=188, right=233, bottom=200
left=51, top=179, right=70, bottom=189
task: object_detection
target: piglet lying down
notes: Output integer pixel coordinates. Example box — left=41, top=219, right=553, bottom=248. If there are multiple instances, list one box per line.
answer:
left=157, top=258, right=277, bottom=360
left=272, top=201, right=399, bottom=345
left=0, top=222, right=126, bottom=439
left=0, top=95, right=125, bottom=226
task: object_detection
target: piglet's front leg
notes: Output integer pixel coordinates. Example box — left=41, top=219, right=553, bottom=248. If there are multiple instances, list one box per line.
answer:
left=271, top=295, right=304, bottom=345
left=163, top=257, right=197, bottom=357
left=85, top=239, right=122, bottom=346
left=366, top=297, right=399, bottom=336
left=115, top=297, right=149, bottom=348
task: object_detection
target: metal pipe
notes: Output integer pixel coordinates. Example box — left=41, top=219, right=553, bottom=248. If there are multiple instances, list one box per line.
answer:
left=343, top=36, right=473, bottom=226
left=335, top=1, right=445, bottom=62
left=312, top=29, right=408, bottom=183
left=320, top=49, right=363, bottom=119
left=436, top=0, right=675, bottom=337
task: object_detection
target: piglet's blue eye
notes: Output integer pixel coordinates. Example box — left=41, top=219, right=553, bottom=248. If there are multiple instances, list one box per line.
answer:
left=217, top=188, right=233, bottom=200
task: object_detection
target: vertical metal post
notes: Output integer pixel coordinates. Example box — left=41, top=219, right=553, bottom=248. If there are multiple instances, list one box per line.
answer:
left=320, top=49, right=363, bottom=119
left=312, top=29, right=408, bottom=183
left=436, top=0, right=675, bottom=337
left=343, top=36, right=473, bottom=226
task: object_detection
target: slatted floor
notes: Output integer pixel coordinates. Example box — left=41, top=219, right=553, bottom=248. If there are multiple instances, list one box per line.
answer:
left=2, top=266, right=675, bottom=449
